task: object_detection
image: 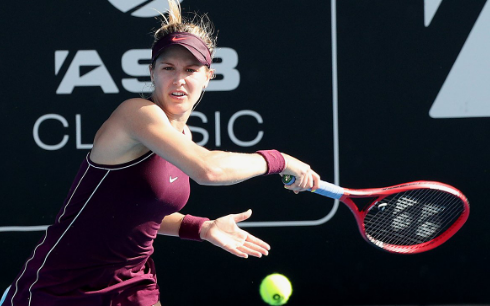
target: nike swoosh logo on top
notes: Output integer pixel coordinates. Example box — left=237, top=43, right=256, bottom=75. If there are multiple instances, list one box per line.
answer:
left=169, top=176, right=178, bottom=183
left=172, top=37, right=187, bottom=42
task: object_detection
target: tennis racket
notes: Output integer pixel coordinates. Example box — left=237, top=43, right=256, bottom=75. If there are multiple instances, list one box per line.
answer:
left=283, top=175, right=469, bottom=254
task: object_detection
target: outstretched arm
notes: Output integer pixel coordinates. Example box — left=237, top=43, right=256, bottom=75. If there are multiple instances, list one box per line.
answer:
left=91, top=99, right=319, bottom=191
left=158, top=212, right=185, bottom=237
left=158, top=210, right=270, bottom=258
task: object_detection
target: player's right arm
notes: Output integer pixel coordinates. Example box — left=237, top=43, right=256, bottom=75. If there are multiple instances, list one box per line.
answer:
left=91, top=98, right=319, bottom=190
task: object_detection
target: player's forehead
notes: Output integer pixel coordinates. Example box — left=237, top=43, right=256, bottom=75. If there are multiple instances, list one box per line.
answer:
left=155, top=45, right=203, bottom=66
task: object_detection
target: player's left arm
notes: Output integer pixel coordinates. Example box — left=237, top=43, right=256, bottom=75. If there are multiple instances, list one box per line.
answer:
left=158, top=211, right=270, bottom=258
left=158, top=212, right=185, bottom=237
left=199, top=209, right=270, bottom=258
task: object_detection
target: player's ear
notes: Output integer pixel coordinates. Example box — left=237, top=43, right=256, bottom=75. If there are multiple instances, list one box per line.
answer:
left=149, top=64, right=157, bottom=84
left=209, top=68, right=216, bottom=79
left=205, top=68, right=215, bottom=84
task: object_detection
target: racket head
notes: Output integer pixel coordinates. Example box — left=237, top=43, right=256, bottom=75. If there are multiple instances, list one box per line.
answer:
left=348, top=181, right=470, bottom=254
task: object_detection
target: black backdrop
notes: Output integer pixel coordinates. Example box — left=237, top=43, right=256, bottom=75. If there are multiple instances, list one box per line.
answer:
left=1, top=0, right=489, bottom=305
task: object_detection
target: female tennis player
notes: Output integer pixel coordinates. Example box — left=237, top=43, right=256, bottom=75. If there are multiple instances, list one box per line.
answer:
left=3, top=1, right=319, bottom=305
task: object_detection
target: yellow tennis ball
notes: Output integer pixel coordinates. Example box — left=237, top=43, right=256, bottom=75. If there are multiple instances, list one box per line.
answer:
left=259, top=273, right=292, bottom=305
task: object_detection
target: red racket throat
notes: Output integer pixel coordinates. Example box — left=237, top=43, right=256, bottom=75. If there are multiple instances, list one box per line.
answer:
left=341, top=181, right=469, bottom=254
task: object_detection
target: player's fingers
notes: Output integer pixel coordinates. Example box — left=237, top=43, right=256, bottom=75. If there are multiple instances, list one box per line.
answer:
left=243, top=240, right=269, bottom=256
left=303, top=169, right=320, bottom=191
left=224, top=245, right=248, bottom=258
left=237, top=244, right=263, bottom=258
left=293, top=171, right=312, bottom=192
left=311, top=171, right=321, bottom=192
left=232, top=209, right=252, bottom=223
left=306, top=170, right=317, bottom=190
left=301, top=172, right=312, bottom=190
left=283, top=182, right=299, bottom=194
left=245, top=235, right=270, bottom=252
left=292, top=175, right=306, bottom=194
left=297, top=165, right=314, bottom=190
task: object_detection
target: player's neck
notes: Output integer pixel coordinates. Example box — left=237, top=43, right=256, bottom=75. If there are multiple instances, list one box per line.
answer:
left=168, top=115, right=188, bottom=133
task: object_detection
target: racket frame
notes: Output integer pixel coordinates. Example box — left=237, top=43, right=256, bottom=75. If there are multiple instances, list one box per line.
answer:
left=337, top=181, right=469, bottom=254
left=283, top=176, right=470, bottom=254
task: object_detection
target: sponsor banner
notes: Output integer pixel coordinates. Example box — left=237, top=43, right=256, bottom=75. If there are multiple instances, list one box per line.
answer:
left=0, top=0, right=488, bottom=305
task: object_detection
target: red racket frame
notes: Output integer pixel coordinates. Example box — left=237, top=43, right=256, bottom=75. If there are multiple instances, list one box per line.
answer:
left=339, top=181, right=470, bottom=254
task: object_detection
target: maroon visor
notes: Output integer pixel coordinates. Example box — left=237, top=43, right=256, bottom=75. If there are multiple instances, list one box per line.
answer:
left=151, top=32, right=212, bottom=67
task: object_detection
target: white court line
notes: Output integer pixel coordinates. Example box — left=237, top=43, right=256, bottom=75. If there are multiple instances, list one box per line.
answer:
left=0, top=226, right=49, bottom=232
left=241, top=0, right=340, bottom=228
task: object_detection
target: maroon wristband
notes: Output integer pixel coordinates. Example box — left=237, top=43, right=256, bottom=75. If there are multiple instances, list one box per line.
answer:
left=256, top=150, right=286, bottom=175
left=179, top=214, right=210, bottom=242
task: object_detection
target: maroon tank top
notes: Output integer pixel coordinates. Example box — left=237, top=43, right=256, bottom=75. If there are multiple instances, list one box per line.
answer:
left=5, top=151, right=190, bottom=306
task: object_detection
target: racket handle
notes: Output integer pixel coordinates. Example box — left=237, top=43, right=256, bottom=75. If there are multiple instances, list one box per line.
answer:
left=282, top=175, right=344, bottom=200
left=282, top=174, right=296, bottom=185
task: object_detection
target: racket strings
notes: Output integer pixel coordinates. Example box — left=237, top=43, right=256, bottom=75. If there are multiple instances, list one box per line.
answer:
left=369, top=190, right=463, bottom=247
left=368, top=199, right=454, bottom=247
left=363, top=188, right=465, bottom=248
left=370, top=190, right=463, bottom=246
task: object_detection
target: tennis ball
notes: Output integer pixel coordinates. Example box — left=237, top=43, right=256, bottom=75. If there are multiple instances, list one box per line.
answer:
left=259, top=273, right=292, bottom=305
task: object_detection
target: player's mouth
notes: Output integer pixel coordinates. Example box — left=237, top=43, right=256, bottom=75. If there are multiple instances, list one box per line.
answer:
left=170, top=91, right=187, bottom=98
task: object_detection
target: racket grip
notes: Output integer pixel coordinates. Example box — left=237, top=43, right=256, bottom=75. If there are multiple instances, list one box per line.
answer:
left=282, top=174, right=296, bottom=185
left=282, top=175, right=344, bottom=200
left=316, top=181, right=344, bottom=200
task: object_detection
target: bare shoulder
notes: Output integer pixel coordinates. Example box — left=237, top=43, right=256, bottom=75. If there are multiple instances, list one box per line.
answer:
left=91, top=98, right=166, bottom=164
left=117, top=97, right=153, bottom=109
left=115, top=98, right=162, bottom=118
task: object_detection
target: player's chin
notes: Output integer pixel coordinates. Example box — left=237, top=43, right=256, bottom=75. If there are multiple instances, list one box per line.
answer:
left=167, top=103, right=193, bottom=115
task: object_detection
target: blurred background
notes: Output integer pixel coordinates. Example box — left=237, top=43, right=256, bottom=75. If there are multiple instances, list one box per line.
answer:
left=0, top=0, right=488, bottom=305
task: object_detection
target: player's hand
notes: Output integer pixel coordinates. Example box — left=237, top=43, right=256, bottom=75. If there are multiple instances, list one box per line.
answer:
left=200, top=209, right=270, bottom=258
left=280, top=153, right=320, bottom=193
